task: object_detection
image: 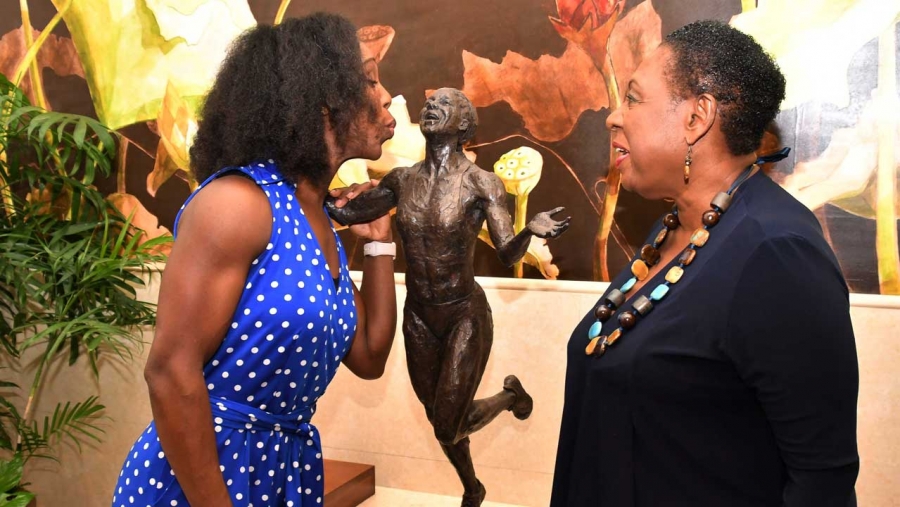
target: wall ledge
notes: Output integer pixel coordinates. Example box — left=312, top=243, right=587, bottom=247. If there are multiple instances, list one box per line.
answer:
left=134, top=263, right=900, bottom=309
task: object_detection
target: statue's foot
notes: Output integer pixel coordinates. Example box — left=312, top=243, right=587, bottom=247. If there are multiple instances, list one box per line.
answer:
left=503, top=375, right=533, bottom=420
left=461, top=480, right=486, bottom=507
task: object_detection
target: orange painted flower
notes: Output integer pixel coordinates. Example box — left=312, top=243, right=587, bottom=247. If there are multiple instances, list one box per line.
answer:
left=555, top=0, right=623, bottom=31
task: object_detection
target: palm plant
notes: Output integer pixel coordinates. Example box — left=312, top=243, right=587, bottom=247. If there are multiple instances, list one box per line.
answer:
left=0, top=74, right=169, bottom=503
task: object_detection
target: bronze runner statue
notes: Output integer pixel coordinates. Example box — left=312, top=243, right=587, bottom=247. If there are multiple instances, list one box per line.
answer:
left=327, top=88, right=569, bottom=506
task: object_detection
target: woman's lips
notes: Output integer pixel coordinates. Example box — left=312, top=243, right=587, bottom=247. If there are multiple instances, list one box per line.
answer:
left=613, top=144, right=630, bottom=168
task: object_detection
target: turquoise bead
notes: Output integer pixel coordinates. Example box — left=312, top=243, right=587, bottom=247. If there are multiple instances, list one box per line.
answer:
left=620, top=277, right=637, bottom=292
left=588, top=321, right=603, bottom=339
left=650, top=284, right=670, bottom=301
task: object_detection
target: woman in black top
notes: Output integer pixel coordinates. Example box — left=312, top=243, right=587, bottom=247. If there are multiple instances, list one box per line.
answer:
left=551, top=21, right=859, bottom=507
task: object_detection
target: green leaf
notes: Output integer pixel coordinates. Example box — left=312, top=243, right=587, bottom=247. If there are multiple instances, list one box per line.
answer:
left=0, top=455, right=24, bottom=493
left=0, top=424, right=13, bottom=452
left=36, top=397, right=105, bottom=454
left=0, top=490, right=35, bottom=507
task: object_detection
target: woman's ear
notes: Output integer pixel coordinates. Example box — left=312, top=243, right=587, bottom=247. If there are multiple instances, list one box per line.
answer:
left=684, top=93, right=717, bottom=145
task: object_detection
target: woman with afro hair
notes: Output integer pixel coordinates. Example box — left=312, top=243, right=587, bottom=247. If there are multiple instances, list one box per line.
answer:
left=113, top=13, right=398, bottom=507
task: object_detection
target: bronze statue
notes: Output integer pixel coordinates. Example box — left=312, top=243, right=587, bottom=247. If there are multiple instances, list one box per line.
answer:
left=326, top=88, right=569, bottom=506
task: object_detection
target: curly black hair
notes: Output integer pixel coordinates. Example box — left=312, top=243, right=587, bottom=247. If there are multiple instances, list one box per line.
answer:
left=664, top=20, right=786, bottom=156
left=190, top=13, right=369, bottom=185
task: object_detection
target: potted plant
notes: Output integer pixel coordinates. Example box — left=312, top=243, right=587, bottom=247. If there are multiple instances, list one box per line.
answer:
left=0, top=74, right=169, bottom=503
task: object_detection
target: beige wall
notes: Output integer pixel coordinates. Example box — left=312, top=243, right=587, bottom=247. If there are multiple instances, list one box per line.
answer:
left=22, top=272, right=900, bottom=506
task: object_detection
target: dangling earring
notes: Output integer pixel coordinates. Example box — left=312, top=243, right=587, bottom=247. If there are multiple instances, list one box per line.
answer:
left=683, top=144, right=693, bottom=185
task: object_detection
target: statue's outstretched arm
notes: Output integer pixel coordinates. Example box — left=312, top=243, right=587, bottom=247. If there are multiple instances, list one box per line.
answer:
left=479, top=172, right=570, bottom=266
left=325, top=169, right=404, bottom=226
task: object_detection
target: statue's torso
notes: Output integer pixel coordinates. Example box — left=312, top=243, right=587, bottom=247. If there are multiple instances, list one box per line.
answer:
left=395, top=161, right=486, bottom=304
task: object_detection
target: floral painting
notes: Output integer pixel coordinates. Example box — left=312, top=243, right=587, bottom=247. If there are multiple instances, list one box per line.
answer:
left=2, top=0, right=898, bottom=294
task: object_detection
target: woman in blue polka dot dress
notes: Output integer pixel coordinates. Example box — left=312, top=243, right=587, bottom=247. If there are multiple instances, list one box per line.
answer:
left=113, top=14, right=399, bottom=507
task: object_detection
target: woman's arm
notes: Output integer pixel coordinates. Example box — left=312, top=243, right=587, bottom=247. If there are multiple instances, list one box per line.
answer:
left=340, top=210, right=397, bottom=379
left=726, top=235, right=859, bottom=507
left=143, top=176, right=270, bottom=507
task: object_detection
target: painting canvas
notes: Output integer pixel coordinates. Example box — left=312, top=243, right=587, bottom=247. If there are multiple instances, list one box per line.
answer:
left=1, top=0, right=898, bottom=294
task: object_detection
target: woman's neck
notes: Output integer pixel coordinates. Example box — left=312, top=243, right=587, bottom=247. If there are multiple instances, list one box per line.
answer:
left=671, top=153, right=757, bottom=231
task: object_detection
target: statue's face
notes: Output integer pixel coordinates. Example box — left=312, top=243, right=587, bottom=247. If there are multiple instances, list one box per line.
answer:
left=420, top=89, right=468, bottom=139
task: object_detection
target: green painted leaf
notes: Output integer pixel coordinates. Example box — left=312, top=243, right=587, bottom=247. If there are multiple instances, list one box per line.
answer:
left=52, top=0, right=256, bottom=129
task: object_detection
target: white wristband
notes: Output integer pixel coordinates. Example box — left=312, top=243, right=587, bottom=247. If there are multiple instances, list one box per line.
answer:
left=363, top=241, right=396, bottom=259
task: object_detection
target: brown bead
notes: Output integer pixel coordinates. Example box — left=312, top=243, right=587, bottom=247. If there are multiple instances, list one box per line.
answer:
left=607, top=328, right=623, bottom=345
left=654, top=228, right=668, bottom=246
left=640, top=244, right=661, bottom=266
left=586, top=336, right=608, bottom=357
left=691, top=228, right=710, bottom=247
left=702, top=210, right=721, bottom=227
left=631, top=260, right=650, bottom=281
left=594, top=304, right=613, bottom=322
left=585, top=336, right=601, bottom=356
left=618, top=311, right=637, bottom=329
left=678, top=247, right=697, bottom=266
left=663, top=213, right=680, bottom=230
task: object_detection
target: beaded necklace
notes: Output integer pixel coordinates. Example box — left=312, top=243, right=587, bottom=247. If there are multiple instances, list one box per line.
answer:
left=585, top=163, right=758, bottom=358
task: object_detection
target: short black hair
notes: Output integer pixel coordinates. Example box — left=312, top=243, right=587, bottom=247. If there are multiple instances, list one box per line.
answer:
left=190, top=13, right=368, bottom=185
left=664, top=20, right=786, bottom=155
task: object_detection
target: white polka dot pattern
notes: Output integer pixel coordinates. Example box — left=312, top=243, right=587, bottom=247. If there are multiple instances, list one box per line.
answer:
left=112, top=161, right=355, bottom=506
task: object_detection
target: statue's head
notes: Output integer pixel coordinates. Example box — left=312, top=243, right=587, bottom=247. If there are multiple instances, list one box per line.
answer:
left=420, top=88, right=478, bottom=147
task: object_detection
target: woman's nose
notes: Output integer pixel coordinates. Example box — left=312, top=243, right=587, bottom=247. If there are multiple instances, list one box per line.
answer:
left=606, top=105, right=623, bottom=131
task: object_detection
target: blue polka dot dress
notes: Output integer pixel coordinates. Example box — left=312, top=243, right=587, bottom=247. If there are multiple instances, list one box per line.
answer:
left=112, top=161, right=358, bottom=507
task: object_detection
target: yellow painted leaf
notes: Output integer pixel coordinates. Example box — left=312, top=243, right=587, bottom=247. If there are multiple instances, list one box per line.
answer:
left=730, top=0, right=900, bottom=109
left=365, top=95, right=426, bottom=176
left=51, top=0, right=256, bottom=129
left=147, top=140, right=182, bottom=197
left=779, top=98, right=900, bottom=217
left=477, top=226, right=560, bottom=280
left=330, top=159, right=370, bottom=191
left=524, top=236, right=561, bottom=280
left=156, top=81, right=199, bottom=171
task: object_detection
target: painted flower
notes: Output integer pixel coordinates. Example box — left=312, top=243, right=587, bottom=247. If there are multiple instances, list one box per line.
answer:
left=493, top=146, right=547, bottom=278
left=555, top=0, right=623, bottom=31
left=493, top=146, right=543, bottom=196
